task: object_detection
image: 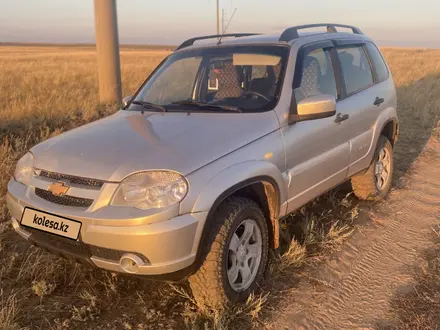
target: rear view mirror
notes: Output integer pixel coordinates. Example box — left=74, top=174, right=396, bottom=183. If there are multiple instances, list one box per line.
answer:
left=122, top=95, right=133, bottom=108
left=289, top=94, right=336, bottom=124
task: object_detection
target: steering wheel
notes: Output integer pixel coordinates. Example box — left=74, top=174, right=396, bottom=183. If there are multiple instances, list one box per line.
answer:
left=241, top=91, right=270, bottom=102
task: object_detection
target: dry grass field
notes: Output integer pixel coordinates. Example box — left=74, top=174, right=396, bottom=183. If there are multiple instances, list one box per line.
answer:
left=0, top=45, right=439, bottom=329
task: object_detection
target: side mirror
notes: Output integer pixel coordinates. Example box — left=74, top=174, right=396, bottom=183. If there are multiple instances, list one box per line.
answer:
left=122, top=95, right=133, bottom=108
left=289, top=94, right=336, bottom=124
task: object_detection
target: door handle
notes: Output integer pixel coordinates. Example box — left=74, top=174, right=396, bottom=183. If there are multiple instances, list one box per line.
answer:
left=374, top=97, right=384, bottom=106
left=334, top=113, right=349, bottom=123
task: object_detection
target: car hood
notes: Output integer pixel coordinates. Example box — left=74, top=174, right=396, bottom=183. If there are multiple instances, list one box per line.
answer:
left=32, top=110, right=279, bottom=182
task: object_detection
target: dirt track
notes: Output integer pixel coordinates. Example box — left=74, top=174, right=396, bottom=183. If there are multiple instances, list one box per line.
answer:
left=266, top=135, right=440, bottom=330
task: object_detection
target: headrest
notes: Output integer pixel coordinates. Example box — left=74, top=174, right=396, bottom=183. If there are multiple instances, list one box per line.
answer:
left=338, top=51, right=354, bottom=64
left=303, top=55, right=320, bottom=70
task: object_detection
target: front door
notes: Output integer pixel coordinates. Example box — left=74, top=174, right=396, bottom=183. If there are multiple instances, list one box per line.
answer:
left=282, top=44, right=350, bottom=213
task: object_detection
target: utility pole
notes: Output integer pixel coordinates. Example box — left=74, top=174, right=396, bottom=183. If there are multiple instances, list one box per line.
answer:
left=94, top=0, right=122, bottom=105
left=216, top=0, right=220, bottom=35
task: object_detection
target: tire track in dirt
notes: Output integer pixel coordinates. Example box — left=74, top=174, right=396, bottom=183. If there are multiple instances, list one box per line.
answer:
left=267, top=137, right=440, bottom=330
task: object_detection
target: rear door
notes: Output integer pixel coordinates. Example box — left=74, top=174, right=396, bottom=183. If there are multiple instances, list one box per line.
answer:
left=333, top=40, right=388, bottom=176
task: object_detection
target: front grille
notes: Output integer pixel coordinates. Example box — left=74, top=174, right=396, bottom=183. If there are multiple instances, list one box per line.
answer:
left=39, top=170, right=105, bottom=188
left=27, top=229, right=148, bottom=263
left=35, top=188, right=93, bottom=208
left=28, top=228, right=90, bottom=258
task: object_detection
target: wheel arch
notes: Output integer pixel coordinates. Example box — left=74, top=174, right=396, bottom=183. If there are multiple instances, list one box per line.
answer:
left=379, top=118, right=399, bottom=145
left=190, top=171, right=284, bottom=275
left=204, top=176, right=281, bottom=249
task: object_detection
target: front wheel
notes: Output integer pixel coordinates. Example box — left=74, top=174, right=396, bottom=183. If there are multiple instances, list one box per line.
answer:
left=189, top=197, right=269, bottom=309
left=351, top=135, right=394, bottom=200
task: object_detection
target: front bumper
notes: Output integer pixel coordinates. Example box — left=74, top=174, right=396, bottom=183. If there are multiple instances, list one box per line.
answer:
left=7, top=179, right=207, bottom=277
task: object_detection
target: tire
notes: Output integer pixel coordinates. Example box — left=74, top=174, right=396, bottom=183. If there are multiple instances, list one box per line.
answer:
left=351, top=135, right=394, bottom=200
left=189, top=197, right=269, bottom=309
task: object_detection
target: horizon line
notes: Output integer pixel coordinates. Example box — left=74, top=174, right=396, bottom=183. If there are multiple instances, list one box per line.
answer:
left=1, top=41, right=439, bottom=51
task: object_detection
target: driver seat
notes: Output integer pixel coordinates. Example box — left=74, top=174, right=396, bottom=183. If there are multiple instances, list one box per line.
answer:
left=295, top=56, right=321, bottom=102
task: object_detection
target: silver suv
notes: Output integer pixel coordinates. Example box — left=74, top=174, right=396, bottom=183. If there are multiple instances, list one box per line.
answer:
left=7, top=24, right=398, bottom=308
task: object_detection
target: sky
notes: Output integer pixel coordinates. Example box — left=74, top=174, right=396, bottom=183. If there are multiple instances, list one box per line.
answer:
left=0, top=0, right=439, bottom=48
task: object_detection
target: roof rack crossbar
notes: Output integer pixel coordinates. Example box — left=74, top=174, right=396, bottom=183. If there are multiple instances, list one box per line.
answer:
left=176, top=33, right=260, bottom=50
left=279, top=23, right=363, bottom=42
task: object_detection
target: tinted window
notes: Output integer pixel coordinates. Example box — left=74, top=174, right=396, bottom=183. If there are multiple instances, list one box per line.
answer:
left=365, top=42, right=389, bottom=82
left=337, top=46, right=373, bottom=95
left=294, top=48, right=337, bottom=102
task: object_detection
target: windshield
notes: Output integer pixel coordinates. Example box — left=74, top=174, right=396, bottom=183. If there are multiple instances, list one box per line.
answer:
left=129, top=45, right=289, bottom=113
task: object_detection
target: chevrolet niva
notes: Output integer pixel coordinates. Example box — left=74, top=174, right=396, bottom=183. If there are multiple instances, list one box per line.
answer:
left=7, top=23, right=398, bottom=308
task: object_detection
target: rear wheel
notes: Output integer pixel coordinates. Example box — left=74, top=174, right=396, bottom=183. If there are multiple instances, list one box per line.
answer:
left=189, top=197, right=269, bottom=309
left=351, top=135, right=393, bottom=200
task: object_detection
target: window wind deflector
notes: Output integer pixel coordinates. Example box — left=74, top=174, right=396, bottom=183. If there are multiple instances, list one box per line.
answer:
left=171, top=100, right=242, bottom=113
left=131, top=100, right=166, bottom=112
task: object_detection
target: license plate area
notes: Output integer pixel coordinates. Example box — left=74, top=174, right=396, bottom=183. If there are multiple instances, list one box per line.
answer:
left=20, top=207, right=82, bottom=241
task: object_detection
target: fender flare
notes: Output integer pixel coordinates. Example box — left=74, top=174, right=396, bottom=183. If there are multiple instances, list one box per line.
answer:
left=357, top=116, right=399, bottom=175
left=379, top=117, right=399, bottom=144
left=192, top=161, right=287, bottom=214
left=191, top=161, right=287, bottom=269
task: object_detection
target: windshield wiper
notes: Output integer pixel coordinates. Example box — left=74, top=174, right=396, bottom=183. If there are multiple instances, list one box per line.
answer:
left=171, top=100, right=242, bottom=113
left=131, top=100, right=166, bottom=112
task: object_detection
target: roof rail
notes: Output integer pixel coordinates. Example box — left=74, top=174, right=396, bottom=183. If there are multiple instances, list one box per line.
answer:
left=279, top=23, right=363, bottom=42
left=176, top=33, right=260, bottom=50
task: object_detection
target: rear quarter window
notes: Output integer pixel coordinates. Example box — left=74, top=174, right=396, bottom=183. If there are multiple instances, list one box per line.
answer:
left=365, top=42, right=389, bottom=83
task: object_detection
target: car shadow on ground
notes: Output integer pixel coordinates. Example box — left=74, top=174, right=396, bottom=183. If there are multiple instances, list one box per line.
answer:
left=392, top=73, right=440, bottom=183
left=374, top=228, right=440, bottom=330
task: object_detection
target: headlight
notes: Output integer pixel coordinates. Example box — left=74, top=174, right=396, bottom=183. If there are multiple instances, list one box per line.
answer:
left=14, top=152, right=34, bottom=185
left=110, top=171, right=188, bottom=210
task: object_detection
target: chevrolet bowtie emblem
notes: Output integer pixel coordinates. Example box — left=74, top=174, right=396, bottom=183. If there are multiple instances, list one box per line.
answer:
left=48, top=181, right=70, bottom=196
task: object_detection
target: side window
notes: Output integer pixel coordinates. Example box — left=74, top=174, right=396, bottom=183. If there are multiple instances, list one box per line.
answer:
left=294, top=48, right=337, bottom=103
left=365, top=42, right=389, bottom=83
left=337, top=46, right=373, bottom=95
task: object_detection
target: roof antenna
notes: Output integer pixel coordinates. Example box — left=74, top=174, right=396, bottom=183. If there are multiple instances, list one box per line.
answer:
left=217, top=8, right=237, bottom=45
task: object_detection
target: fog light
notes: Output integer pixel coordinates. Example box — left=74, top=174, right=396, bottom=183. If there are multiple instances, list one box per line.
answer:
left=119, top=254, right=144, bottom=274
